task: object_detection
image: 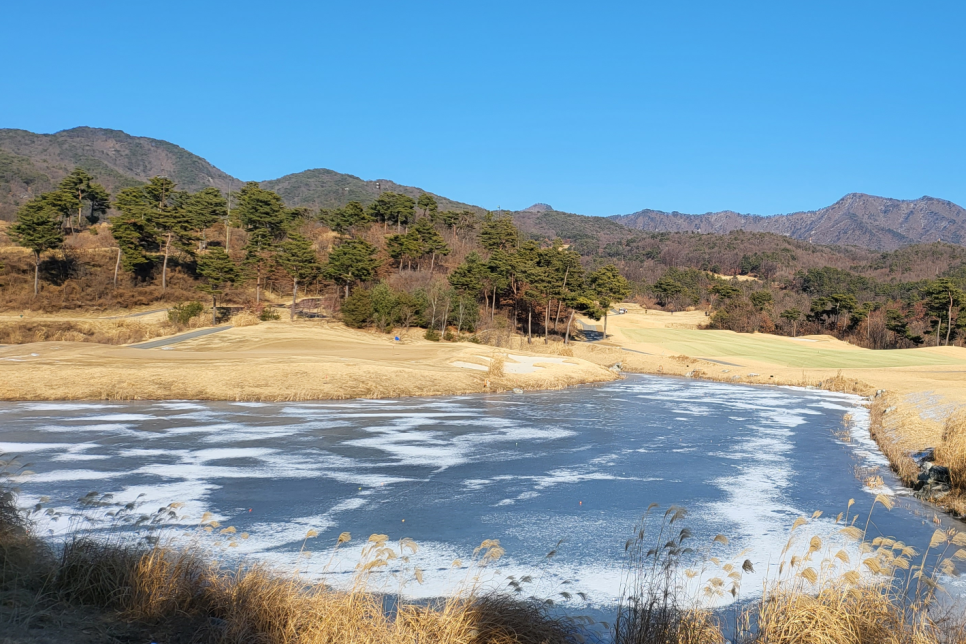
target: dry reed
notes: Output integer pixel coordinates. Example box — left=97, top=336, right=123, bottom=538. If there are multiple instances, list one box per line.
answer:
left=613, top=500, right=966, bottom=644
left=936, top=411, right=966, bottom=495
left=0, top=481, right=577, bottom=644
left=488, top=352, right=506, bottom=379
left=868, top=397, right=922, bottom=486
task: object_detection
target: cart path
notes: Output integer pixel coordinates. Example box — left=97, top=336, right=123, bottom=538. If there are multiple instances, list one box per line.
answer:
left=129, top=326, right=233, bottom=349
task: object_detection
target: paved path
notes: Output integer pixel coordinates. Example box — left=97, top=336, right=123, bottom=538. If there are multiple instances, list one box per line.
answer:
left=577, top=320, right=604, bottom=341
left=129, top=326, right=232, bottom=349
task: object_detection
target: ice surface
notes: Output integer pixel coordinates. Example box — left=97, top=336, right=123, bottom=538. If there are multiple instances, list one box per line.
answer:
left=2, top=377, right=962, bottom=610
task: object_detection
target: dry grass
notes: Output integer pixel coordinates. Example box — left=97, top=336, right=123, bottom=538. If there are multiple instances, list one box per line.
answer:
left=0, top=489, right=577, bottom=644
left=488, top=352, right=506, bottom=378
left=936, top=411, right=966, bottom=495
left=754, top=584, right=908, bottom=644
left=862, top=395, right=966, bottom=517
left=819, top=371, right=874, bottom=396
left=0, top=324, right=618, bottom=401
left=868, top=397, right=922, bottom=486
left=519, top=341, right=575, bottom=358
left=231, top=311, right=262, bottom=327
left=744, top=496, right=966, bottom=644
left=612, top=501, right=966, bottom=644
left=0, top=319, right=182, bottom=345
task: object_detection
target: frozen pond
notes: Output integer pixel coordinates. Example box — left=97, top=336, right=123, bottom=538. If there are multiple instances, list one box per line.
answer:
left=0, top=375, right=962, bottom=608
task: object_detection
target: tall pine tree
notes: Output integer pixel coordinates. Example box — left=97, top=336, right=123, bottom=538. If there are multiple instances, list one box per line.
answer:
left=10, top=199, right=65, bottom=296
left=276, top=234, right=322, bottom=320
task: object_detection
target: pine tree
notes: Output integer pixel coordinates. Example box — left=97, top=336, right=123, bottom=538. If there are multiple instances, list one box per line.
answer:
left=323, top=201, right=370, bottom=233
left=323, top=238, right=380, bottom=298
left=197, top=247, right=241, bottom=324
left=236, top=182, right=288, bottom=239
left=563, top=291, right=603, bottom=345
left=367, top=192, right=416, bottom=233
left=417, top=193, right=438, bottom=221
left=115, top=177, right=196, bottom=290
left=412, top=218, right=449, bottom=272
left=448, top=252, right=486, bottom=297
left=589, top=264, right=631, bottom=338
left=924, top=278, right=964, bottom=346
left=276, top=234, right=322, bottom=320
left=242, top=228, right=276, bottom=304
left=780, top=308, right=803, bottom=337
left=10, top=199, right=65, bottom=296
left=480, top=215, right=519, bottom=252
left=386, top=233, right=424, bottom=271
left=111, top=186, right=158, bottom=275
left=53, top=168, right=111, bottom=232
left=540, top=242, right=585, bottom=333
left=182, top=187, right=228, bottom=249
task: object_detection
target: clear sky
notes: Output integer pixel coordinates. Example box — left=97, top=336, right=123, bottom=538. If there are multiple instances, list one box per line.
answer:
left=2, top=1, right=963, bottom=216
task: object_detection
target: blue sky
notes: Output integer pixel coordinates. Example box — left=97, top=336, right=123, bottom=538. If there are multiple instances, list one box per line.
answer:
left=2, top=1, right=964, bottom=216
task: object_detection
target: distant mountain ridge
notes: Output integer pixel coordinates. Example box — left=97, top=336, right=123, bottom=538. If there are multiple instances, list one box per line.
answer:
left=0, top=127, right=481, bottom=220
left=0, top=127, right=237, bottom=218
left=261, top=168, right=483, bottom=214
left=610, top=193, right=966, bottom=250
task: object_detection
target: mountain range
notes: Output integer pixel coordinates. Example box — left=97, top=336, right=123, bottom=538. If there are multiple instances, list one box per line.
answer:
left=610, top=194, right=966, bottom=250
left=1, top=126, right=964, bottom=251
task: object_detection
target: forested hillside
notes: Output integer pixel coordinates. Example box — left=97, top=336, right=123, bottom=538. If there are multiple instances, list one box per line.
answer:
left=0, top=128, right=481, bottom=221
left=512, top=208, right=966, bottom=348
left=6, top=127, right=966, bottom=252
left=0, top=128, right=236, bottom=219
left=0, top=168, right=628, bottom=348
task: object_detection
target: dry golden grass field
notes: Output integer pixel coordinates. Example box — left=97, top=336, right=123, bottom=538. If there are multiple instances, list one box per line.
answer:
left=0, top=314, right=619, bottom=401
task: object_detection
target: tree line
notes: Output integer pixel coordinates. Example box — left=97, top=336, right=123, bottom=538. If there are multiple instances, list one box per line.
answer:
left=635, top=264, right=966, bottom=349
left=5, top=168, right=629, bottom=341
left=10, top=166, right=961, bottom=349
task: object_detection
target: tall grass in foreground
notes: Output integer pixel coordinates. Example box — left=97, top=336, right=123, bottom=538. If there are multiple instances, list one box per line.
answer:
left=0, top=478, right=577, bottom=643
left=613, top=500, right=966, bottom=644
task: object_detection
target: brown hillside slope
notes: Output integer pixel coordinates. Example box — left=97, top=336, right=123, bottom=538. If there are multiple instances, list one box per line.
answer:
left=0, top=127, right=484, bottom=221
left=0, top=127, right=238, bottom=219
